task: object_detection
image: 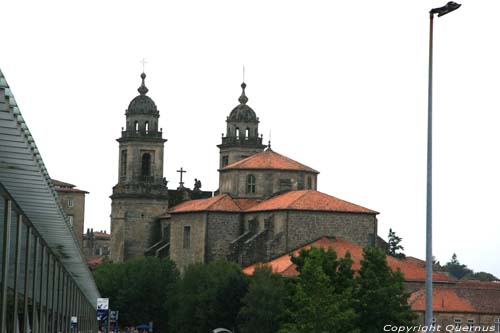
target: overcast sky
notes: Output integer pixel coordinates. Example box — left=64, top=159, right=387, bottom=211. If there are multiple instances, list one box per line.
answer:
left=2, top=0, right=500, bottom=277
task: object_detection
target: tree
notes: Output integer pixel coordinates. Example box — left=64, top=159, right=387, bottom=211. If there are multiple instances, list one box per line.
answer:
left=464, top=271, right=499, bottom=282
left=168, top=260, right=249, bottom=333
left=354, top=246, right=416, bottom=333
left=388, top=228, right=405, bottom=259
left=93, top=257, right=179, bottom=332
left=238, top=265, right=287, bottom=333
left=281, top=246, right=359, bottom=333
left=444, top=253, right=473, bottom=279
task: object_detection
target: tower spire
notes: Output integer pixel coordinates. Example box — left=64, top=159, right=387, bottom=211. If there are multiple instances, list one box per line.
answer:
left=238, top=82, right=248, bottom=105
left=138, top=72, right=149, bottom=95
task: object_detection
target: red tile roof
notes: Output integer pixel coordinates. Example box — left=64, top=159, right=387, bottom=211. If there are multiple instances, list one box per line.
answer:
left=409, top=288, right=476, bottom=312
left=221, top=149, right=319, bottom=174
left=51, top=179, right=76, bottom=188
left=234, top=198, right=262, bottom=210
left=86, top=256, right=106, bottom=267
left=169, top=194, right=242, bottom=213
left=242, top=237, right=453, bottom=283
left=51, top=179, right=88, bottom=193
left=246, top=190, right=377, bottom=214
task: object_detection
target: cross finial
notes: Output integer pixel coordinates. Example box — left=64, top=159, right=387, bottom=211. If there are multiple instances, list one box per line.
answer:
left=140, top=58, right=148, bottom=73
left=243, top=65, right=245, bottom=83
left=177, top=167, right=187, bottom=188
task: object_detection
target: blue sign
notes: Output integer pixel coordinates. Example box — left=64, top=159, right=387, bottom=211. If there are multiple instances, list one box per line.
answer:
left=97, top=309, right=108, bottom=321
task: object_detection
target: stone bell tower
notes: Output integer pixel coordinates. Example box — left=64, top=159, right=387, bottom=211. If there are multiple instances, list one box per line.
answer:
left=217, top=82, right=266, bottom=169
left=110, top=72, right=169, bottom=262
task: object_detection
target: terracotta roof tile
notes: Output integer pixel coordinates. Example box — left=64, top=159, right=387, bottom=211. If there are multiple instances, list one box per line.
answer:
left=51, top=179, right=76, bottom=188
left=455, top=281, right=500, bottom=313
left=234, top=198, right=262, bottom=210
left=242, top=237, right=453, bottom=283
left=51, top=179, right=88, bottom=193
left=221, top=149, right=319, bottom=174
left=245, top=190, right=377, bottom=214
left=86, top=256, right=106, bottom=267
left=409, top=288, right=476, bottom=312
left=168, top=194, right=241, bottom=213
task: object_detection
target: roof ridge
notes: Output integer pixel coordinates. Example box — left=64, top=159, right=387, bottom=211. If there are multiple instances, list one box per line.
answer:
left=287, top=190, right=311, bottom=209
left=206, top=193, right=230, bottom=210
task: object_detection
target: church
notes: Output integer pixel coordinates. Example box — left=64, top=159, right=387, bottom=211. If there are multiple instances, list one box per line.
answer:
left=109, top=72, right=380, bottom=271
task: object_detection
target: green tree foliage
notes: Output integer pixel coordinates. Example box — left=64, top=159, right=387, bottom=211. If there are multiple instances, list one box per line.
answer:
left=464, top=271, right=499, bottom=281
left=281, top=247, right=359, bottom=333
left=238, top=265, right=287, bottom=333
left=444, top=253, right=473, bottom=279
left=354, top=246, right=416, bottom=333
left=168, top=260, right=248, bottom=333
left=93, top=257, right=179, bottom=332
left=443, top=253, right=498, bottom=281
left=388, top=228, right=405, bottom=259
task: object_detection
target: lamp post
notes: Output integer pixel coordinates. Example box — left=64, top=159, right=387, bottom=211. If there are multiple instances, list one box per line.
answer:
left=426, top=1, right=461, bottom=329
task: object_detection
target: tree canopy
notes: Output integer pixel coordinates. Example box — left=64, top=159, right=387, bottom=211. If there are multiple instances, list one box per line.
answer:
left=93, top=256, right=179, bottom=332
left=168, top=260, right=249, bottom=333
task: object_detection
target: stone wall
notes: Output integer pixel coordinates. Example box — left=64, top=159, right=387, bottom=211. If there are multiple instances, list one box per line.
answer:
left=110, top=197, right=168, bottom=262
left=287, top=211, right=377, bottom=251
left=57, top=190, right=86, bottom=247
left=169, top=212, right=207, bottom=272
left=219, top=169, right=318, bottom=198
left=205, top=212, right=242, bottom=262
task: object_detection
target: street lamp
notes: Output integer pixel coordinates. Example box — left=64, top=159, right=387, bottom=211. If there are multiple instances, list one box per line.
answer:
left=426, top=1, right=461, bottom=329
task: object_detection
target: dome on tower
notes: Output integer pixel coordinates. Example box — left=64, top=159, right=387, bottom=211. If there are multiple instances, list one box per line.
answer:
left=228, top=83, right=258, bottom=123
left=126, top=73, right=159, bottom=115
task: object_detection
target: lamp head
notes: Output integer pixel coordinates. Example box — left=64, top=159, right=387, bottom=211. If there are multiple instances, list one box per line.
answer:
left=430, top=2, right=461, bottom=17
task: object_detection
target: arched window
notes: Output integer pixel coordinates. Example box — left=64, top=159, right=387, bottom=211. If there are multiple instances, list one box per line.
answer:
left=135, top=121, right=139, bottom=132
left=307, top=176, right=312, bottom=189
left=141, top=153, right=151, bottom=176
left=236, top=127, right=240, bottom=139
left=145, top=121, right=149, bottom=134
left=245, top=128, right=249, bottom=139
left=246, top=174, right=256, bottom=194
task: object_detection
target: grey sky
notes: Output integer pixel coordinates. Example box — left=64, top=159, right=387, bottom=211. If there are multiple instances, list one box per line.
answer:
left=2, top=0, right=499, bottom=277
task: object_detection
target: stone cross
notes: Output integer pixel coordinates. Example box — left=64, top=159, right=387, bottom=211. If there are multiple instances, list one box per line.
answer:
left=177, top=167, right=187, bottom=187
left=141, top=58, right=148, bottom=73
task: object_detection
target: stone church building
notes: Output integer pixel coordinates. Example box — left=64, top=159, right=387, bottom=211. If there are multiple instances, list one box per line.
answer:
left=109, top=73, right=379, bottom=269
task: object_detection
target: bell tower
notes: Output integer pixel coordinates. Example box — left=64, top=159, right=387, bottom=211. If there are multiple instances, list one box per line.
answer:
left=217, top=82, right=266, bottom=169
left=110, top=73, right=169, bottom=262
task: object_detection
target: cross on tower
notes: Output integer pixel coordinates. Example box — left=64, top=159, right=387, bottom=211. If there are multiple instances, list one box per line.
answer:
left=177, top=167, right=187, bottom=188
left=140, top=58, right=148, bottom=73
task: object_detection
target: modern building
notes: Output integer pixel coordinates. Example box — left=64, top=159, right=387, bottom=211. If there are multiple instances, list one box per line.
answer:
left=0, top=68, right=99, bottom=332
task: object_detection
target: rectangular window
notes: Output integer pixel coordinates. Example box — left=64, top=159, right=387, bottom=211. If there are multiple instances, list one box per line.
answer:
left=494, top=318, right=500, bottom=332
left=120, top=150, right=127, bottom=177
left=467, top=319, right=474, bottom=329
left=183, top=226, right=191, bottom=249
left=222, top=156, right=229, bottom=167
left=67, top=215, right=74, bottom=226
left=454, top=318, right=462, bottom=329
left=67, top=198, right=74, bottom=207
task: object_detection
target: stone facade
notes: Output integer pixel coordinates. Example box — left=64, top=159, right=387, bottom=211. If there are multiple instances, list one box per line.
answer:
left=52, top=179, right=88, bottom=247
left=110, top=73, right=169, bottom=262
left=83, top=229, right=111, bottom=257
left=219, top=169, right=318, bottom=198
